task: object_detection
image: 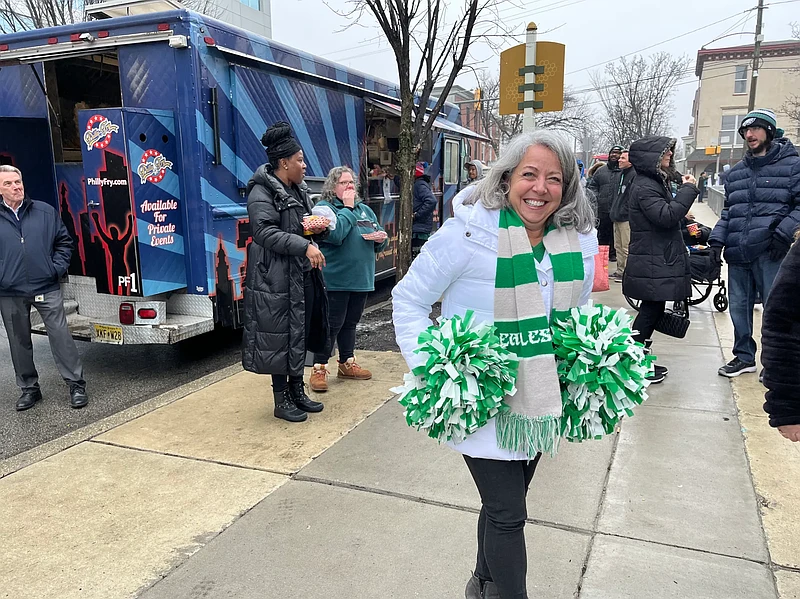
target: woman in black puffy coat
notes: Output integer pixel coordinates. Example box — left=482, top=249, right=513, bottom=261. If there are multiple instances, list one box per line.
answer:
left=242, top=122, right=328, bottom=423
left=622, top=136, right=698, bottom=383
left=762, top=237, right=800, bottom=441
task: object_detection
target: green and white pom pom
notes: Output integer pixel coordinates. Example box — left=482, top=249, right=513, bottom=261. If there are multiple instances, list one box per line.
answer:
left=551, top=302, right=654, bottom=442
left=392, top=310, right=518, bottom=444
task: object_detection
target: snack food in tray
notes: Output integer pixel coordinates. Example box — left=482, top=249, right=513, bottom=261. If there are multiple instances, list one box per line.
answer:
left=302, top=215, right=331, bottom=235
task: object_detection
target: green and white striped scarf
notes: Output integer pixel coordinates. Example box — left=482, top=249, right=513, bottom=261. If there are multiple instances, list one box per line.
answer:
left=495, top=208, right=585, bottom=457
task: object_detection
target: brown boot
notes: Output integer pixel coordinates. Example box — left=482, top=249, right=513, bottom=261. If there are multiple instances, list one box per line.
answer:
left=310, top=364, right=329, bottom=392
left=337, top=356, right=372, bottom=380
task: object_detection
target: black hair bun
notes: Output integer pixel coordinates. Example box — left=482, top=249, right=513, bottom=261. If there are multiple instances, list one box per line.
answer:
left=261, top=121, right=293, bottom=148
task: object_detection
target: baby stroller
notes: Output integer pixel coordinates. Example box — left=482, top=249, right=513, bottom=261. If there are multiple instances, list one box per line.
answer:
left=624, top=216, right=729, bottom=313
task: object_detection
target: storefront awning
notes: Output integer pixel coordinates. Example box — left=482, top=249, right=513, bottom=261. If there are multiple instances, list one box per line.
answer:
left=367, top=99, right=491, bottom=143
left=686, top=147, right=745, bottom=164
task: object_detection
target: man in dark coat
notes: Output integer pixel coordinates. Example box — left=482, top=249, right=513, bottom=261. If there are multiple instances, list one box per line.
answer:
left=587, top=145, right=623, bottom=258
left=761, top=237, right=800, bottom=442
left=709, top=108, right=800, bottom=378
left=610, top=149, right=635, bottom=281
left=242, top=122, right=327, bottom=422
left=623, top=137, right=698, bottom=383
left=0, top=165, right=88, bottom=410
left=411, top=161, right=437, bottom=259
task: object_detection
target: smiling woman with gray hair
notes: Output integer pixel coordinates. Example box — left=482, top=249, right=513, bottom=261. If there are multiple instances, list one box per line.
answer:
left=392, top=130, right=597, bottom=598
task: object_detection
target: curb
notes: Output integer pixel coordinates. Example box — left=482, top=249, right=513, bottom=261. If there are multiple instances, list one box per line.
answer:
left=0, top=363, right=244, bottom=480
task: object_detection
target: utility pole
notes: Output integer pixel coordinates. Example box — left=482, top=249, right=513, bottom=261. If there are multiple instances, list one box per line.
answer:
left=523, top=22, right=538, bottom=132
left=748, top=0, right=765, bottom=112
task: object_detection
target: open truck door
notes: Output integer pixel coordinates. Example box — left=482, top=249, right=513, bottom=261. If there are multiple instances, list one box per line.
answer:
left=0, top=22, right=213, bottom=344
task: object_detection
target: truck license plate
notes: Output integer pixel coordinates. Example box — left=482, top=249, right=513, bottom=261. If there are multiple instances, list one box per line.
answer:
left=94, top=324, right=123, bottom=345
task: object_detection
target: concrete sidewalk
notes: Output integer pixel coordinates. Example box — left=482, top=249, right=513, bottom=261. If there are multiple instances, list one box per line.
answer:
left=1, top=223, right=797, bottom=598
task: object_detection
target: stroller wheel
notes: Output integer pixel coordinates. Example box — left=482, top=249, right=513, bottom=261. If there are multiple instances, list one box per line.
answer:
left=714, top=291, right=729, bottom=312
left=624, top=295, right=641, bottom=311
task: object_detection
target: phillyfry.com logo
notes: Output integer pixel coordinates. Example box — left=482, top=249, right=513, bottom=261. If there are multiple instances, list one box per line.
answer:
left=137, top=150, right=173, bottom=185
left=84, top=115, right=119, bottom=151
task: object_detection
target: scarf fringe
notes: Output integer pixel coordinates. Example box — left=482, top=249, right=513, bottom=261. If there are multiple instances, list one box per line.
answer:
left=496, top=412, right=561, bottom=458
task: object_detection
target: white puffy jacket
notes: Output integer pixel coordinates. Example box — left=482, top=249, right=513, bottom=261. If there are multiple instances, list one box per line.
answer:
left=392, top=190, right=598, bottom=460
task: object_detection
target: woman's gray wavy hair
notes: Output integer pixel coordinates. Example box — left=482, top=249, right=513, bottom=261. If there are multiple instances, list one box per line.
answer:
left=320, top=166, right=358, bottom=202
left=464, top=130, right=595, bottom=233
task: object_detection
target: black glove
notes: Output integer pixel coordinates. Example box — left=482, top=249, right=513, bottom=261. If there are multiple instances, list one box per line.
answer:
left=768, top=235, right=791, bottom=261
left=709, top=244, right=723, bottom=266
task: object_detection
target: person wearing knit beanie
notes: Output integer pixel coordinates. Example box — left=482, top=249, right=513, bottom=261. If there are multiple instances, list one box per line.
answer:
left=710, top=107, right=800, bottom=379
left=738, top=108, right=785, bottom=144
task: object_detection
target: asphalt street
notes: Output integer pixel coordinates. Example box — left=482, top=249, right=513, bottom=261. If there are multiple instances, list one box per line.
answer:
left=0, top=278, right=396, bottom=460
left=0, top=326, right=246, bottom=459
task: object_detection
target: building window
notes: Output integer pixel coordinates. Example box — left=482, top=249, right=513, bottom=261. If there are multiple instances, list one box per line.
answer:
left=239, top=0, right=260, bottom=9
left=734, top=65, right=748, bottom=95
left=719, top=114, right=748, bottom=147
left=444, top=140, right=460, bottom=185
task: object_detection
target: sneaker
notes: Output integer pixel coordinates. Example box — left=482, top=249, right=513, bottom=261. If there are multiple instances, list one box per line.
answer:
left=646, top=364, right=668, bottom=384
left=337, top=356, right=372, bottom=380
left=718, top=358, right=757, bottom=378
left=310, top=364, right=329, bottom=392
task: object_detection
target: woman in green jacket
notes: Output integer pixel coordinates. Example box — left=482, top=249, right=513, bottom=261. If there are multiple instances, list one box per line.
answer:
left=310, top=166, right=389, bottom=392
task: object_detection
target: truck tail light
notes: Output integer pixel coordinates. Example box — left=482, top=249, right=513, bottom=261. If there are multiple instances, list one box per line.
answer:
left=157, top=23, right=170, bottom=31
left=0, top=44, right=9, bottom=52
left=137, top=308, right=157, bottom=320
left=119, top=303, right=134, bottom=325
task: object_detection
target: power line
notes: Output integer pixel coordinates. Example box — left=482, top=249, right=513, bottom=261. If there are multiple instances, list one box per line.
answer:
left=564, top=7, right=758, bottom=76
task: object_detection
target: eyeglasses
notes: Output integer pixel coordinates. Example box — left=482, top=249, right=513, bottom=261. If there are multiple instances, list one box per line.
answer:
left=337, top=180, right=355, bottom=186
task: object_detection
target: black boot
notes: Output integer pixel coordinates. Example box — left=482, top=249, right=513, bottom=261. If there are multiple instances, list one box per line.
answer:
left=273, top=388, right=307, bottom=422
left=289, top=381, right=324, bottom=413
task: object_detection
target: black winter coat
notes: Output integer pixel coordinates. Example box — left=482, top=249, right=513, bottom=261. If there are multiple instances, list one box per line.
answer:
left=241, top=166, right=328, bottom=376
left=709, top=138, right=800, bottom=264
left=622, top=136, right=697, bottom=302
left=412, top=176, right=437, bottom=235
left=586, top=163, right=620, bottom=215
left=610, top=168, right=636, bottom=222
left=0, top=198, right=73, bottom=297
left=762, top=240, right=800, bottom=427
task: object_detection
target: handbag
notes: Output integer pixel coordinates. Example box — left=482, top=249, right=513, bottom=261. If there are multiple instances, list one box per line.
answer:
left=655, top=302, right=691, bottom=338
left=592, top=245, right=610, bottom=292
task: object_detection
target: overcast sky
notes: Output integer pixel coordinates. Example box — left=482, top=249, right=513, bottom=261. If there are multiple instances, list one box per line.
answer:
left=272, top=0, right=799, bottom=145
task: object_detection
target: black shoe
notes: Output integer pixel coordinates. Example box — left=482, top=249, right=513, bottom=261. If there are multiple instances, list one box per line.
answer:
left=273, top=389, right=307, bottom=422
left=718, top=358, right=757, bottom=378
left=759, top=369, right=764, bottom=384
left=289, top=381, right=324, bottom=413
left=70, top=386, right=89, bottom=409
left=16, top=389, right=42, bottom=411
left=646, top=364, right=668, bottom=384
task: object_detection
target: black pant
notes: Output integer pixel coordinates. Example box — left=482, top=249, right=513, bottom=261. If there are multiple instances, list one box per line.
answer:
left=632, top=300, right=666, bottom=344
left=272, top=271, right=315, bottom=392
left=313, top=290, right=368, bottom=365
left=464, top=454, right=542, bottom=598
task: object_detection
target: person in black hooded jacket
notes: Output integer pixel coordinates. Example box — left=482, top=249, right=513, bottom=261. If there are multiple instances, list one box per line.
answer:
left=242, top=122, right=327, bottom=423
left=762, top=237, right=800, bottom=441
left=623, top=136, right=698, bottom=383
left=587, top=145, right=623, bottom=258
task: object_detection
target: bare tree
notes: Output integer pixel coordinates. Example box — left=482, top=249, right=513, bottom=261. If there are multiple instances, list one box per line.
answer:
left=780, top=22, right=800, bottom=135
left=590, top=52, right=691, bottom=148
left=0, top=0, right=220, bottom=34
left=338, top=0, right=509, bottom=279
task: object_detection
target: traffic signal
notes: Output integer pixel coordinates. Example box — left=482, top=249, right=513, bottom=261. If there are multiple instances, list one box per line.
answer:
left=473, top=88, right=482, bottom=111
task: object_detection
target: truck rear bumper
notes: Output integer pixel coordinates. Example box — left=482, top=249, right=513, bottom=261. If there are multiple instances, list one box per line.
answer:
left=29, top=276, right=217, bottom=344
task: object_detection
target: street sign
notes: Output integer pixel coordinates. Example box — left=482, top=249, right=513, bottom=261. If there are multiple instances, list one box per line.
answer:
left=499, top=41, right=565, bottom=116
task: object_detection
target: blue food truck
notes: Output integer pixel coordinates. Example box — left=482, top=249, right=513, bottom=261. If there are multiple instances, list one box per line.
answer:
left=0, top=0, right=487, bottom=344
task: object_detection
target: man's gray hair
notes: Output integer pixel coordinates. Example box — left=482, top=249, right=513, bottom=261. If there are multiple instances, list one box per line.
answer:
left=0, top=165, right=22, bottom=179
left=464, top=130, right=595, bottom=233
left=320, top=166, right=358, bottom=202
